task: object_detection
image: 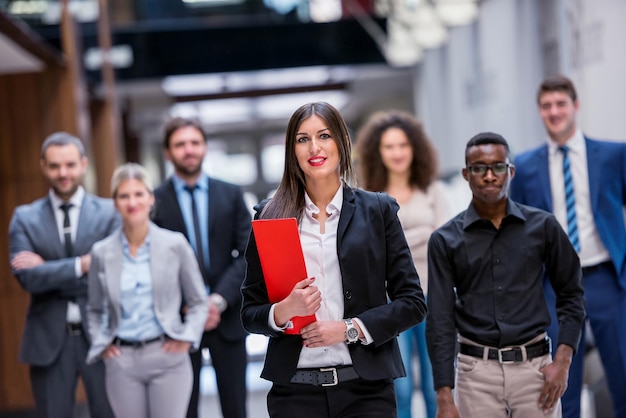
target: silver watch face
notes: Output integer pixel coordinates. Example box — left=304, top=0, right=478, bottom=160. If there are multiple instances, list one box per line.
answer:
left=347, top=327, right=359, bottom=340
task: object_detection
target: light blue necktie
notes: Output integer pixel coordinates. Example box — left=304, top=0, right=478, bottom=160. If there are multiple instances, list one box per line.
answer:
left=560, top=145, right=580, bottom=252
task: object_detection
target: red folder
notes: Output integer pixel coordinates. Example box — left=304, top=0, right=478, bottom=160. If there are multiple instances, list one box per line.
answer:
left=251, top=218, right=316, bottom=334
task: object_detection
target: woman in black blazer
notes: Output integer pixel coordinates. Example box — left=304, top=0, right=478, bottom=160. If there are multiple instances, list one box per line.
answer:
left=241, top=102, right=427, bottom=417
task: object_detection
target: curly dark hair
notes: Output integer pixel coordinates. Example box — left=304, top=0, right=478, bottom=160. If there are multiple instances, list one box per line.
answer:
left=355, top=110, right=438, bottom=192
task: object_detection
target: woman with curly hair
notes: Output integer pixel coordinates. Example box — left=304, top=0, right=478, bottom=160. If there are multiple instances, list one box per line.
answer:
left=356, top=110, right=450, bottom=418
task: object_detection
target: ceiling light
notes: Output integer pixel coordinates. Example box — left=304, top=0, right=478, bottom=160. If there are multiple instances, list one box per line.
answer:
left=434, top=0, right=479, bottom=26
left=384, top=18, right=423, bottom=67
left=412, top=4, right=448, bottom=48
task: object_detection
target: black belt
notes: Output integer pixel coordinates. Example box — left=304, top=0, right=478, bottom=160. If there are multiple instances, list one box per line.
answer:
left=290, top=366, right=359, bottom=387
left=66, top=322, right=82, bottom=336
left=582, top=261, right=612, bottom=275
left=113, top=335, right=164, bottom=348
left=460, top=338, right=551, bottom=363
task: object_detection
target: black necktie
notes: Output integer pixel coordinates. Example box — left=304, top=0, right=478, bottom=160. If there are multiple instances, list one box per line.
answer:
left=184, top=185, right=206, bottom=276
left=60, top=203, right=73, bottom=257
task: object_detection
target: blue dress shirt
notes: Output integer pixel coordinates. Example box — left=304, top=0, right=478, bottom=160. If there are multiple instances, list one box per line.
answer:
left=171, top=174, right=210, bottom=274
left=116, top=235, right=165, bottom=341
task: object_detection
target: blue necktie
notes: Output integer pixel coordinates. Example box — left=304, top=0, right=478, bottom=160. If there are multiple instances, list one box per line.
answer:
left=560, top=146, right=580, bottom=252
left=184, top=184, right=207, bottom=277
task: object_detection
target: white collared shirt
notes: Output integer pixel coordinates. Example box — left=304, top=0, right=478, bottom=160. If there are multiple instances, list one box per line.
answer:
left=547, top=129, right=610, bottom=266
left=49, top=186, right=85, bottom=322
left=296, top=186, right=350, bottom=368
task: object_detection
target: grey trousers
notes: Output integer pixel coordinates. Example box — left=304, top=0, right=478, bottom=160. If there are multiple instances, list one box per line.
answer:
left=104, top=339, right=193, bottom=418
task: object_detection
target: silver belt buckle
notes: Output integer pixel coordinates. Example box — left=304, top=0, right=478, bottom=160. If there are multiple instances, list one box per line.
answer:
left=497, top=347, right=516, bottom=364
left=320, top=367, right=338, bottom=386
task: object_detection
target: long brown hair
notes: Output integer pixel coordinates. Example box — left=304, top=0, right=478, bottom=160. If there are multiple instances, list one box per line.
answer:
left=261, top=102, right=355, bottom=221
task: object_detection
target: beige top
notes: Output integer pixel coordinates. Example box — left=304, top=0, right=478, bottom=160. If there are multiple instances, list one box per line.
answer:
left=396, top=181, right=450, bottom=295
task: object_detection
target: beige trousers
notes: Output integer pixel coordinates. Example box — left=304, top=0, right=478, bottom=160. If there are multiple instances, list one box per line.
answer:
left=104, top=340, right=193, bottom=418
left=454, top=335, right=561, bottom=418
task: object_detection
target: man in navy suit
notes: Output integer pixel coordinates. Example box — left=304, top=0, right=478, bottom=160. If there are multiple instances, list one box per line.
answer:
left=9, top=132, right=118, bottom=418
left=152, top=117, right=251, bottom=418
left=510, top=75, right=626, bottom=418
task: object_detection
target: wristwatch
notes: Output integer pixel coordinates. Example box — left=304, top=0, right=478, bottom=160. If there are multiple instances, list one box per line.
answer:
left=344, top=318, right=359, bottom=344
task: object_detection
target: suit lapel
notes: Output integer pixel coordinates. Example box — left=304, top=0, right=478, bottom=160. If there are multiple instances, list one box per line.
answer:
left=42, top=197, right=65, bottom=258
left=535, top=146, right=553, bottom=212
left=207, top=178, right=218, bottom=237
left=585, top=137, right=601, bottom=212
left=147, top=224, right=164, bottom=299
left=75, top=194, right=95, bottom=256
left=164, top=179, right=189, bottom=236
left=104, top=230, right=124, bottom=315
left=337, top=186, right=355, bottom=249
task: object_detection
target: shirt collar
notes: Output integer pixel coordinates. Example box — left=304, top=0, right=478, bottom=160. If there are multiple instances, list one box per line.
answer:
left=304, top=184, right=343, bottom=217
left=49, top=186, right=85, bottom=210
left=463, top=198, right=525, bottom=230
left=547, top=128, right=585, bottom=156
left=121, top=227, right=151, bottom=250
left=172, top=172, right=209, bottom=193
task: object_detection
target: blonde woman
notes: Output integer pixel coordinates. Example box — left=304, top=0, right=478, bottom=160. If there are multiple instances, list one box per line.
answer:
left=86, top=163, right=208, bottom=418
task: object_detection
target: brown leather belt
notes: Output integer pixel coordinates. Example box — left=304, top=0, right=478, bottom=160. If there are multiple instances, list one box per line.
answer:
left=460, top=337, right=551, bottom=363
left=290, top=366, right=359, bottom=387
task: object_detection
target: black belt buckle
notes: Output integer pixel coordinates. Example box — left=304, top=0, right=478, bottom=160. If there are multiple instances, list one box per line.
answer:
left=497, top=347, right=519, bottom=364
left=66, top=322, right=82, bottom=336
left=319, top=367, right=338, bottom=387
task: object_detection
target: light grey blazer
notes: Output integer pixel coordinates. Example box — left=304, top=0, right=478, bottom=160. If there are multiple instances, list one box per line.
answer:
left=86, top=222, right=209, bottom=364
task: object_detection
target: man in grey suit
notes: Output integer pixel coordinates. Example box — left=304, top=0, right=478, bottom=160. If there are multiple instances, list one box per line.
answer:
left=9, top=132, right=118, bottom=418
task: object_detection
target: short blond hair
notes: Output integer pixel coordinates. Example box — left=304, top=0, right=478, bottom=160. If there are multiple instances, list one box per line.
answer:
left=111, top=163, right=154, bottom=198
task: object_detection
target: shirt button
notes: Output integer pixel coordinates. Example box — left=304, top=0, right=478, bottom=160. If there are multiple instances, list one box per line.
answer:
left=344, top=290, right=352, bottom=300
left=495, top=258, right=500, bottom=264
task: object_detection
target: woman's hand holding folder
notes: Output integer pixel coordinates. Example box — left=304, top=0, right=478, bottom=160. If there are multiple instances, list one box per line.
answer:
left=273, top=277, right=321, bottom=328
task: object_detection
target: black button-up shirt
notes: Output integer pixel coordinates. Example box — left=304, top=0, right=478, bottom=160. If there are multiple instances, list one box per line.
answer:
left=426, top=199, right=585, bottom=390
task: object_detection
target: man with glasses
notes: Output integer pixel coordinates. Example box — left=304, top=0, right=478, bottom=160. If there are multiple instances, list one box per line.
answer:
left=426, top=132, right=585, bottom=417
left=510, top=75, right=626, bottom=418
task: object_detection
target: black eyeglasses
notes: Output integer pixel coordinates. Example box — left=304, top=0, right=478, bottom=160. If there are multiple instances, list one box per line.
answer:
left=466, top=163, right=511, bottom=176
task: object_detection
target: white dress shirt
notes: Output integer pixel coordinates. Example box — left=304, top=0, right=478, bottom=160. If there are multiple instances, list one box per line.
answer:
left=49, top=186, right=85, bottom=322
left=267, top=185, right=372, bottom=369
left=547, top=129, right=610, bottom=267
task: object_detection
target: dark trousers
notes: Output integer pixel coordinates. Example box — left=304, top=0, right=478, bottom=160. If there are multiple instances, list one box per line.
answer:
left=187, top=331, right=248, bottom=418
left=267, top=378, right=396, bottom=418
left=545, top=262, right=626, bottom=418
left=30, top=331, right=113, bottom=418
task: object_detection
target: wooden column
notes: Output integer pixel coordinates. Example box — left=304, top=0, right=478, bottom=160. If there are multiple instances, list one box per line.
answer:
left=0, top=1, right=121, bottom=411
left=90, top=0, right=123, bottom=197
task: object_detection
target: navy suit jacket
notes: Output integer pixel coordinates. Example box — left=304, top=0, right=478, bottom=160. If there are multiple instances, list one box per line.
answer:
left=152, top=177, right=251, bottom=341
left=9, top=193, right=119, bottom=366
left=241, top=186, right=427, bottom=384
left=510, top=137, right=626, bottom=285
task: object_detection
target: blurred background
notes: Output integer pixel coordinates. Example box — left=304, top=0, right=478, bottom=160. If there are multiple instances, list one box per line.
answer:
left=1, top=0, right=624, bottom=416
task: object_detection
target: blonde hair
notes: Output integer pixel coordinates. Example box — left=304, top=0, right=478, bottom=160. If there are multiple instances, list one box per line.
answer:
left=111, top=163, right=154, bottom=198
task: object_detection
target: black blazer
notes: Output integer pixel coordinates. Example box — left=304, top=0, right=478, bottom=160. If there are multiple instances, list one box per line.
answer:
left=241, top=186, right=427, bottom=384
left=153, top=177, right=251, bottom=341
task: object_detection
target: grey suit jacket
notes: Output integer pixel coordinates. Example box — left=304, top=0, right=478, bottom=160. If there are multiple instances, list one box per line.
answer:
left=9, top=193, right=119, bottom=366
left=86, top=223, right=209, bottom=364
